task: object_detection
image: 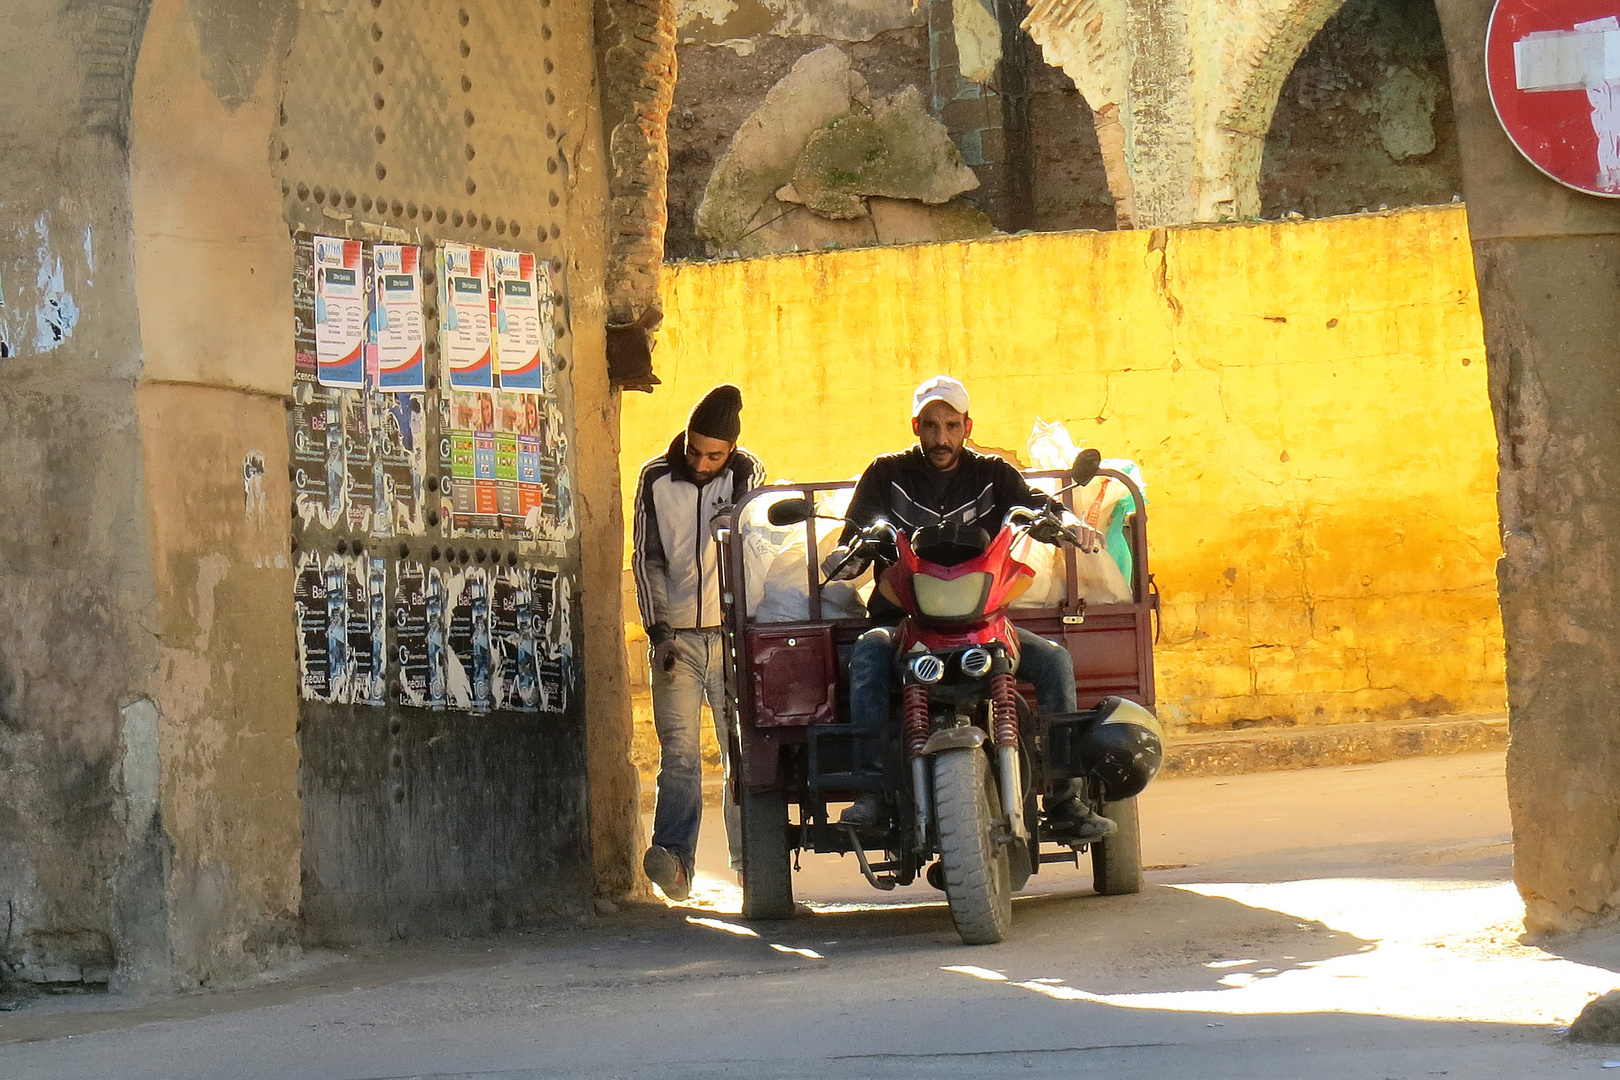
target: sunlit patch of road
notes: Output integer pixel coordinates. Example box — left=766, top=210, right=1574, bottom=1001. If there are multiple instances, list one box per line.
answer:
left=940, top=877, right=1618, bottom=1027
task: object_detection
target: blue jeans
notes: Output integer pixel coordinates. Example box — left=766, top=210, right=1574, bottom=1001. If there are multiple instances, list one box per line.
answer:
left=650, top=630, right=742, bottom=870
left=847, top=625, right=1082, bottom=801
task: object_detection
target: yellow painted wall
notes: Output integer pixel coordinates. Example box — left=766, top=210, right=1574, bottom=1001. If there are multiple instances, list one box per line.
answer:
left=622, top=206, right=1505, bottom=737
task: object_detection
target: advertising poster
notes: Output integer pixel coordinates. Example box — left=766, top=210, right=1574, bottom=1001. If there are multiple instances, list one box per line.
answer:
left=294, top=551, right=330, bottom=701
left=492, top=249, right=545, bottom=393
left=445, top=564, right=493, bottom=714
left=491, top=567, right=538, bottom=713
left=291, top=241, right=344, bottom=529
left=394, top=561, right=432, bottom=708
left=342, top=390, right=374, bottom=535
left=324, top=553, right=351, bottom=704
left=314, top=236, right=367, bottom=389
left=374, top=244, right=426, bottom=392
left=495, top=434, right=520, bottom=523
left=532, top=567, right=573, bottom=714
left=516, top=416, right=545, bottom=535
left=426, top=566, right=448, bottom=710
left=440, top=242, right=493, bottom=391
left=448, top=391, right=500, bottom=530
left=362, top=556, right=388, bottom=708
left=370, top=392, right=424, bottom=537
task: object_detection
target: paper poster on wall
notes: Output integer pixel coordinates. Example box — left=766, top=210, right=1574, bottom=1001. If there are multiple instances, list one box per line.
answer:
left=333, top=555, right=387, bottom=708
left=294, top=551, right=330, bottom=701
left=492, top=249, right=545, bottom=393
left=440, top=243, right=493, bottom=390
left=494, top=393, right=521, bottom=525
left=445, top=564, right=493, bottom=713
left=342, top=391, right=374, bottom=535
left=491, top=567, right=539, bottom=713
left=324, top=553, right=351, bottom=703
left=395, top=561, right=433, bottom=708
left=374, top=244, right=426, bottom=392
left=531, top=567, right=573, bottom=714
left=516, top=392, right=545, bottom=532
left=291, top=242, right=345, bottom=529
left=447, top=390, right=500, bottom=531
left=314, top=236, right=367, bottom=389
left=369, top=392, right=424, bottom=537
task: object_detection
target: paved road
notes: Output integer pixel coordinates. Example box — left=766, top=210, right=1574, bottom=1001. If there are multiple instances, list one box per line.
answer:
left=5, top=752, right=1619, bottom=1079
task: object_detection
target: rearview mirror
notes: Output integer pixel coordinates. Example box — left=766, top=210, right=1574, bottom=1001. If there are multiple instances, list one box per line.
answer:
left=766, top=498, right=813, bottom=527
left=1071, top=448, right=1103, bottom=487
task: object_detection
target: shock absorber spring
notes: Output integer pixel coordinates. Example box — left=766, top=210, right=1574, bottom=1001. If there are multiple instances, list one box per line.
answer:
left=902, top=683, right=930, bottom=759
left=991, top=671, right=1019, bottom=748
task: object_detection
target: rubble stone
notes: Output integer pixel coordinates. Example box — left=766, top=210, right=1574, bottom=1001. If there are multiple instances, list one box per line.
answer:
left=695, top=45, right=868, bottom=244
left=789, top=86, right=980, bottom=218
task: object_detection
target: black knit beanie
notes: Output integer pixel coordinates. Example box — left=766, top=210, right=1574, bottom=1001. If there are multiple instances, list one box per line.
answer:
left=687, top=384, right=742, bottom=443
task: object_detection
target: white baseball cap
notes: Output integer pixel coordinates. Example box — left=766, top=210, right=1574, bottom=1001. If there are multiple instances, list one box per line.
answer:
left=912, top=375, right=970, bottom=418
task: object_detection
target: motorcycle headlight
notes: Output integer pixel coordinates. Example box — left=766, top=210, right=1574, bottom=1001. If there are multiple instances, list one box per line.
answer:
left=909, top=654, right=945, bottom=684
left=912, top=572, right=992, bottom=620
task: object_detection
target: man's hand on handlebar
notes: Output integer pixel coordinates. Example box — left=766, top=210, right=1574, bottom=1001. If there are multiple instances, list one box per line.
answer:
left=1066, top=520, right=1105, bottom=554
left=1027, top=515, right=1104, bottom=554
left=821, top=545, right=867, bottom=582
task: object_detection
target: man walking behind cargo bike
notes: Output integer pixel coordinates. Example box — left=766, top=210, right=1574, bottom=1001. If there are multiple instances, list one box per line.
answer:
left=822, top=375, right=1116, bottom=842
left=633, top=385, right=766, bottom=901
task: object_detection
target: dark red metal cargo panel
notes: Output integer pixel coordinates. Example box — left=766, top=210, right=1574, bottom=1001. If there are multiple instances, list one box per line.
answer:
left=748, top=626, right=837, bottom=727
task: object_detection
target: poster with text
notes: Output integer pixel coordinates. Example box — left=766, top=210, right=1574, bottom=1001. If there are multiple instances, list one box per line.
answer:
left=314, top=236, right=366, bottom=389
left=374, top=244, right=426, bottom=392
left=369, top=391, right=424, bottom=537
left=440, top=243, right=493, bottom=390
left=444, top=564, right=493, bottom=713
left=447, top=390, right=500, bottom=530
left=531, top=567, right=572, bottom=714
left=492, top=249, right=545, bottom=393
left=491, top=567, right=539, bottom=713
left=323, top=554, right=351, bottom=703
left=345, top=555, right=387, bottom=708
left=294, top=551, right=330, bottom=701
left=292, top=241, right=344, bottom=529
left=395, top=561, right=432, bottom=708
left=342, top=390, right=374, bottom=535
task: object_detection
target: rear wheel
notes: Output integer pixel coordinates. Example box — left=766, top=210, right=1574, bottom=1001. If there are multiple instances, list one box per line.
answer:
left=934, top=748, right=1013, bottom=945
left=1090, top=795, right=1143, bottom=896
left=740, top=787, right=795, bottom=919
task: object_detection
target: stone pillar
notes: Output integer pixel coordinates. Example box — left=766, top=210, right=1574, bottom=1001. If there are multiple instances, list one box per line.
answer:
left=1434, top=0, right=1620, bottom=935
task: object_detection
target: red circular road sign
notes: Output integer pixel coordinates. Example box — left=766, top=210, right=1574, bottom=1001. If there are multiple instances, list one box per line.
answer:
left=1487, top=0, right=1620, bottom=197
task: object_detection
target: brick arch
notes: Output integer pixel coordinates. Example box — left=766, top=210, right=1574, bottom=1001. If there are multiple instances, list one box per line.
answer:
left=1201, top=0, right=1350, bottom=219
left=1021, top=0, right=1139, bottom=225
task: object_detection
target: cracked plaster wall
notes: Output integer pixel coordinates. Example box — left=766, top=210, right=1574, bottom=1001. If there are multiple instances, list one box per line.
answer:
left=621, top=207, right=1503, bottom=761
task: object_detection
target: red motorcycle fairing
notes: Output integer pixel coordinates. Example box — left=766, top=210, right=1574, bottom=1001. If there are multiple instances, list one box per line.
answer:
left=880, top=526, right=1037, bottom=657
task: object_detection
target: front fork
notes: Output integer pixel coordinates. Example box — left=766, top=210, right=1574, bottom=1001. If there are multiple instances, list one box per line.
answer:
left=902, top=684, right=930, bottom=848
left=991, top=671, right=1028, bottom=841
left=903, top=674, right=1028, bottom=848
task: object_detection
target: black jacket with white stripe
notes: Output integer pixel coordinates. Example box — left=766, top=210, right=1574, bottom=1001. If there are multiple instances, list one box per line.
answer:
left=632, top=433, right=766, bottom=633
left=839, top=445, right=1057, bottom=600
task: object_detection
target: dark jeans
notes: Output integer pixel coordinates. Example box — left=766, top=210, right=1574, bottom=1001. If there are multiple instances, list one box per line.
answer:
left=847, top=625, right=1084, bottom=804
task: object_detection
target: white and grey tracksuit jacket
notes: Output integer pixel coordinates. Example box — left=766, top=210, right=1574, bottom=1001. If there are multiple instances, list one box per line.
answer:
left=632, top=434, right=766, bottom=631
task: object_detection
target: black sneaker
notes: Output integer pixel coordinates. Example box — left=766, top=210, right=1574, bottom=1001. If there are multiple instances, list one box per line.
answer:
left=839, top=794, right=884, bottom=828
left=643, top=845, right=691, bottom=901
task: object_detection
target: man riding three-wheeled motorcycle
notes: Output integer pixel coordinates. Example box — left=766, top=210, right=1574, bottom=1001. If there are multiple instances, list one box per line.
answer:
left=717, top=376, right=1163, bottom=945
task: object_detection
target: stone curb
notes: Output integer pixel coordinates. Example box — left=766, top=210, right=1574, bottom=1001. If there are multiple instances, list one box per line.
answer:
left=1159, top=713, right=1510, bottom=778
left=646, top=713, right=1510, bottom=810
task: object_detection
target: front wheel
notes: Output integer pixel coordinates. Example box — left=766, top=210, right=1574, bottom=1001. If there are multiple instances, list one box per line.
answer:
left=1090, top=795, right=1143, bottom=896
left=740, top=787, right=795, bottom=919
left=934, top=748, right=1013, bottom=945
